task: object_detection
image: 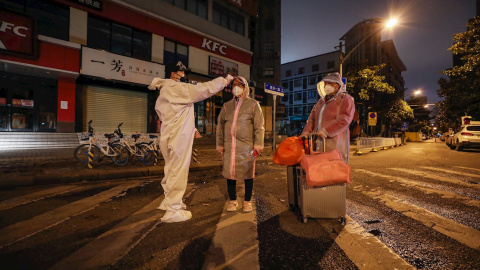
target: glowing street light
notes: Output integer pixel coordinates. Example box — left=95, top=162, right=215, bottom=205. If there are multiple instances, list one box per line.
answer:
left=337, top=18, right=398, bottom=77
left=414, top=90, right=422, bottom=96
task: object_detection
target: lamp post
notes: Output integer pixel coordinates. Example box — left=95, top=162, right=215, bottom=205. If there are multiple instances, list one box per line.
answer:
left=337, top=18, right=397, bottom=77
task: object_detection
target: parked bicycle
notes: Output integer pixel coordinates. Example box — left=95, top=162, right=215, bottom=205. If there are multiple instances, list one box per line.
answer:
left=74, top=120, right=129, bottom=167
left=113, top=123, right=161, bottom=166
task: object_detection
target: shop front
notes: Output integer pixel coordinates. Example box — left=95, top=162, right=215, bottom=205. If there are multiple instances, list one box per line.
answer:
left=78, top=46, right=164, bottom=133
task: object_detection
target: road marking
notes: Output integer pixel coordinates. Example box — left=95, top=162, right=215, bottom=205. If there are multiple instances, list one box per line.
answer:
left=319, top=216, right=415, bottom=270
left=421, top=166, right=480, bottom=178
left=352, top=185, right=480, bottom=250
left=0, top=185, right=84, bottom=211
left=0, top=181, right=146, bottom=248
left=388, top=168, right=480, bottom=189
left=51, top=184, right=195, bottom=270
left=355, top=169, right=480, bottom=208
left=455, top=166, right=480, bottom=172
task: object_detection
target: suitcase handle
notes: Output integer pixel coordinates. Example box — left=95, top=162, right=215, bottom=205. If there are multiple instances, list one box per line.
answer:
left=301, top=133, right=326, bottom=153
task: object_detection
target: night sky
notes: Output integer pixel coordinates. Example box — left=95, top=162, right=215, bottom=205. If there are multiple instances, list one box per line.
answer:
left=281, top=0, right=477, bottom=103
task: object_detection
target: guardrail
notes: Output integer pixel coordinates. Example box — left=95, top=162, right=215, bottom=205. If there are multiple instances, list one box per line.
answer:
left=354, top=137, right=405, bottom=155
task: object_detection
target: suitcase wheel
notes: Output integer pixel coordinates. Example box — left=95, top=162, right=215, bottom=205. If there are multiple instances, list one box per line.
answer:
left=301, top=216, right=308, bottom=224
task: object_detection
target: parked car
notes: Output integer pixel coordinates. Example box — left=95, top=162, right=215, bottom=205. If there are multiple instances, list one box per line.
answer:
left=450, top=121, right=480, bottom=151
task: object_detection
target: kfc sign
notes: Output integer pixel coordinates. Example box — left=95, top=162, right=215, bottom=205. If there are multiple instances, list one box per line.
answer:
left=201, top=38, right=227, bottom=55
left=0, top=8, right=36, bottom=58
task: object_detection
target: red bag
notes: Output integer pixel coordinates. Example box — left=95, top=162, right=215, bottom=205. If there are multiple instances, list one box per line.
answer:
left=300, top=137, right=351, bottom=188
left=273, top=136, right=305, bottom=165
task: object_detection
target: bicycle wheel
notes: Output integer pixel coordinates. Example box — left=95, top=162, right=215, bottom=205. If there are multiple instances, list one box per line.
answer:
left=137, top=143, right=156, bottom=165
left=74, top=144, right=100, bottom=163
left=109, top=143, right=130, bottom=166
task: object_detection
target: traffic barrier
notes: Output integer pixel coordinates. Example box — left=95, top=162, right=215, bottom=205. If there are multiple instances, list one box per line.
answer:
left=354, top=137, right=405, bottom=155
left=192, top=148, right=199, bottom=163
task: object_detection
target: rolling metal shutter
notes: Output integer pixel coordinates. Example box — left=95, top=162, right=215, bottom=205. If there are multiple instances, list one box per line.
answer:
left=84, top=85, right=147, bottom=133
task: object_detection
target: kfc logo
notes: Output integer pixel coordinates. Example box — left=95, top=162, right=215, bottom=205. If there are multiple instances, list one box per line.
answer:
left=201, top=38, right=227, bottom=55
left=0, top=9, right=35, bottom=57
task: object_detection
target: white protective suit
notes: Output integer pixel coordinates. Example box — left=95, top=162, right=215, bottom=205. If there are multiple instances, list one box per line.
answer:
left=148, top=76, right=231, bottom=223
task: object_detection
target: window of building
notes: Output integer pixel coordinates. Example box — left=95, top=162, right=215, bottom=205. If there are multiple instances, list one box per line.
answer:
left=286, top=70, right=292, bottom=77
left=162, top=0, right=207, bottom=19
left=282, top=81, right=289, bottom=89
left=213, top=3, right=245, bottom=35
left=312, top=64, right=319, bottom=72
left=308, top=90, right=317, bottom=100
left=87, top=16, right=152, bottom=61
left=308, top=76, right=317, bottom=85
left=289, top=93, right=293, bottom=105
left=327, top=61, right=335, bottom=69
left=298, top=67, right=305, bottom=74
left=294, top=93, right=302, bottom=101
left=3, top=0, right=69, bottom=41
left=263, top=67, right=274, bottom=77
left=293, top=106, right=302, bottom=115
left=294, top=79, right=302, bottom=87
left=164, top=40, right=189, bottom=68
left=265, top=43, right=274, bottom=52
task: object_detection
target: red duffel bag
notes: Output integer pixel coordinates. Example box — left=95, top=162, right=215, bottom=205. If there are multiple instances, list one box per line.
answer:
left=273, top=136, right=305, bottom=165
left=300, top=136, right=351, bottom=188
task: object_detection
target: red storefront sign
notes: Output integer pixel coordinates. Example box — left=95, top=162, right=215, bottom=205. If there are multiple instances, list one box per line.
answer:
left=0, top=97, right=6, bottom=105
left=0, top=8, right=37, bottom=58
left=209, top=56, right=238, bottom=77
left=12, top=99, right=34, bottom=107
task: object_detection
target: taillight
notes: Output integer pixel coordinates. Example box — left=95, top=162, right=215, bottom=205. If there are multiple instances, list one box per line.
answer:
left=461, top=132, right=474, bottom=136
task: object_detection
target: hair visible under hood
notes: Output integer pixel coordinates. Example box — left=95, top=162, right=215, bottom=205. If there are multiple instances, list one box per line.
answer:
left=234, top=76, right=250, bottom=97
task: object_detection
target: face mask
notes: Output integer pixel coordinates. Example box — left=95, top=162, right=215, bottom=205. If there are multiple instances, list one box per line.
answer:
left=232, top=86, right=244, bottom=97
left=324, top=84, right=336, bottom=95
left=174, top=72, right=189, bottom=83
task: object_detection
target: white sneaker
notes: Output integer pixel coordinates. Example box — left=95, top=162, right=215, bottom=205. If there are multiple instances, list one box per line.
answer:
left=226, top=200, right=238, bottom=212
left=161, top=209, right=192, bottom=223
left=243, top=201, right=253, bottom=212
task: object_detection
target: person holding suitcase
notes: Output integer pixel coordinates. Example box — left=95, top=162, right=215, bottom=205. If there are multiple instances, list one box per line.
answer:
left=216, top=76, right=265, bottom=212
left=301, top=72, right=355, bottom=163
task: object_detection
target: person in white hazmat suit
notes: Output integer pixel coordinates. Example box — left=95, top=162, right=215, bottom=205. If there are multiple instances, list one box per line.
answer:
left=148, top=61, right=234, bottom=223
left=216, top=76, right=264, bottom=212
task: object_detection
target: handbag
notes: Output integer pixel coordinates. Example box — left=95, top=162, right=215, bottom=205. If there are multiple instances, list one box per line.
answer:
left=273, top=136, right=305, bottom=165
left=300, top=136, right=351, bottom=188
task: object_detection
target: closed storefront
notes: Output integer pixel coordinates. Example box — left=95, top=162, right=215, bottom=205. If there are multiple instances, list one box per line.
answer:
left=0, top=72, right=57, bottom=132
left=82, top=85, right=147, bottom=133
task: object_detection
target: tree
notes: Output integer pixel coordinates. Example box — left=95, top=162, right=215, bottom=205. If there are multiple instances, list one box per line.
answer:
left=346, top=64, right=413, bottom=136
left=437, top=16, right=480, bottom=130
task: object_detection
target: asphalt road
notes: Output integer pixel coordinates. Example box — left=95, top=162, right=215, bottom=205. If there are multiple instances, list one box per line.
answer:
left=0, top=140, right=479, bottom=269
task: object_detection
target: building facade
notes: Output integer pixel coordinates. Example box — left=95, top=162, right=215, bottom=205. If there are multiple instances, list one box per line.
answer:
left=280, top=51, right=339, bottom=136
left=0, top=0, right=259, bottom=136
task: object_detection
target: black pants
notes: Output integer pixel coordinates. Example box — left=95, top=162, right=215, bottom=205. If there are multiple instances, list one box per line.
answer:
left=227, top=179, right=253, bottom=201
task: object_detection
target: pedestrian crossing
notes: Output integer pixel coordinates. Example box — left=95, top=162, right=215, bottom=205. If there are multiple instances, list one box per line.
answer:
left=0, top=165, right=479, bottom=269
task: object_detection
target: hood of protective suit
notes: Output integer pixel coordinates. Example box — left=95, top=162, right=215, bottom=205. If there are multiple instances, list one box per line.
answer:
left=234, top=76, right=250, bottom=98
left=317, top=72, right=346, bottom=99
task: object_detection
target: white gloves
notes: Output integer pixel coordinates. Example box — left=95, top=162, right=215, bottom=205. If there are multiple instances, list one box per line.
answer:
left=225, top=74, right=234, bottom=85
left=148, top=77, right=162, bottom=90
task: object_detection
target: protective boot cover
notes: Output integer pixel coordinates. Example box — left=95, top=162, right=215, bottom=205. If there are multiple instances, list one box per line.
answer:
left=216, top=96, right=264, bottom=180
left=149, top=77, right=229, bottom=222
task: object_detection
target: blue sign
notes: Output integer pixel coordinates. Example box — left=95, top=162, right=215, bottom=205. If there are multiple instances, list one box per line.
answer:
left=264, top=83, right=284, bottom=96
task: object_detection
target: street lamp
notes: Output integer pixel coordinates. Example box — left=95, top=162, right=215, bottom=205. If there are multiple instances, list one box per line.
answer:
left=337, top=18, right=397, bottom=77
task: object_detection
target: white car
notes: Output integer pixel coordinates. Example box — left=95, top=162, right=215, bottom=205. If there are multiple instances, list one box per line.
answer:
left=451, top=121, right=480, bottom=151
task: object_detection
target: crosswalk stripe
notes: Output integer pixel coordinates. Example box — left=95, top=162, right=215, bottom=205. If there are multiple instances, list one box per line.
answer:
left=421, top=166, right=480, bottom=178
left=355, top=169, right=480, bottom=208
left=388, top=168, right=480, bottom=189
left=0, top=186, right=84, bottom=211
left=319, top=216, right=415, bottom=270
left=0, top=181, right=146, bottom=248
left=352, top=185, right=480, bottom=250
left=455, top=166, right=480, bottom=172
left=51, top=184, right=195, bottom=270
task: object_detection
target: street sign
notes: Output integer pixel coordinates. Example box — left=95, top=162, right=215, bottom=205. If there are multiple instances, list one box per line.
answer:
left=368, top=112, right=377, bottom=126
left=264, top=83, right=284, bottom=96
left=401, top=121, right=409, bottom=131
